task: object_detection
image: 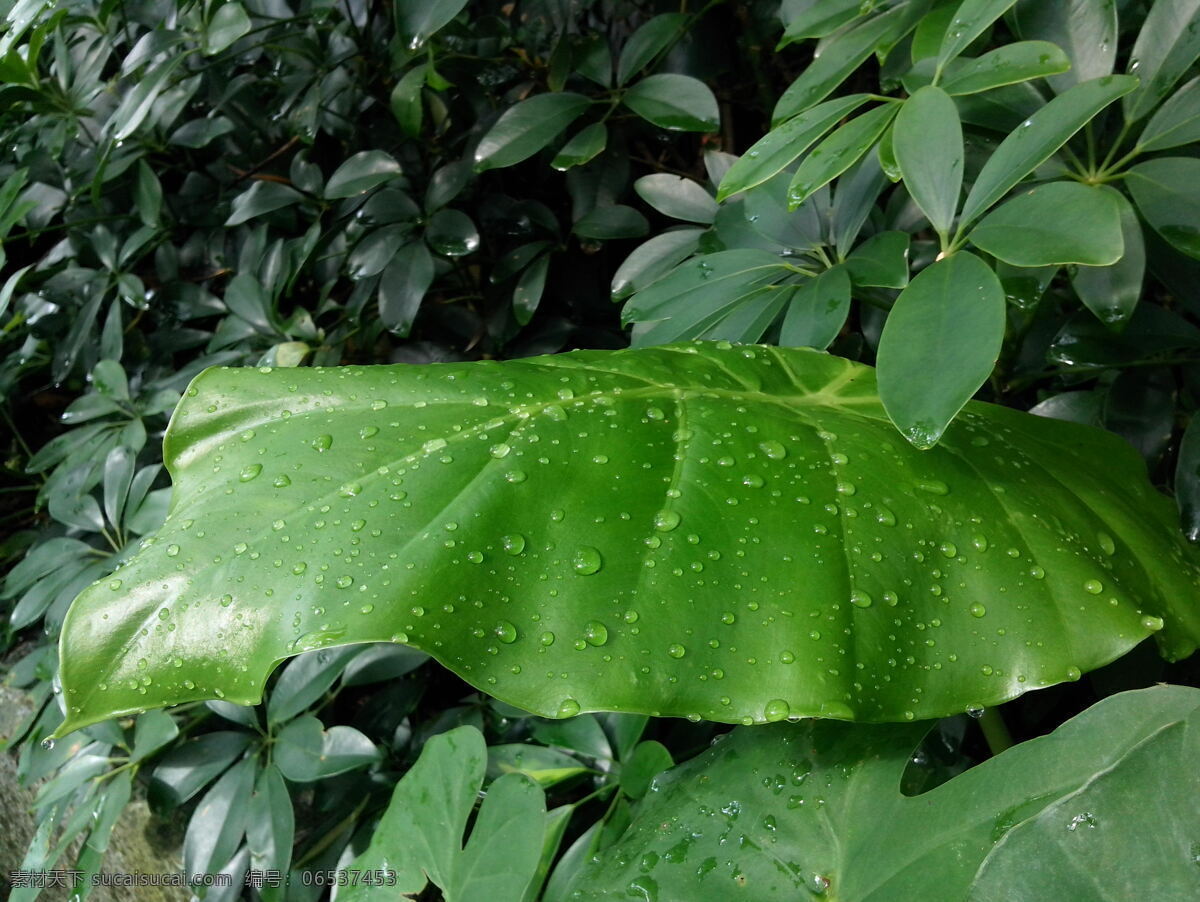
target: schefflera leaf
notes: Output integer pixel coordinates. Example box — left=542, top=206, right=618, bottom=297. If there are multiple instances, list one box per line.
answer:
left=57, top=343, right=1200, bottom=734
left=567, top=686, right=1200, bottom=901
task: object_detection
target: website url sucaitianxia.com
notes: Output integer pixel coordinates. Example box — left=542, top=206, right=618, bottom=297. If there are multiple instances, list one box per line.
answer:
left=8, top=867, right=398, bottom=889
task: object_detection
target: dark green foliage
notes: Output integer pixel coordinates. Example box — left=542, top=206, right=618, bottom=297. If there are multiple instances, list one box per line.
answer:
left=4, top=0, right=1200, bottom=899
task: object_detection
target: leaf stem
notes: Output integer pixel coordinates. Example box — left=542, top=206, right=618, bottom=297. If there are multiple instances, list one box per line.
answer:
left=979, top=707, right=1013, bottom=756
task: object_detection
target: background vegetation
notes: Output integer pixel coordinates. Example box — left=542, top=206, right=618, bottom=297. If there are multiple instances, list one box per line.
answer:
left=3, top=0, right=1200, bottom=899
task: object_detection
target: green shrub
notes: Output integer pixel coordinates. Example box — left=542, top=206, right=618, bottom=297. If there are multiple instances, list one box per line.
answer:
left=4, top=1, right=1200, bottom=900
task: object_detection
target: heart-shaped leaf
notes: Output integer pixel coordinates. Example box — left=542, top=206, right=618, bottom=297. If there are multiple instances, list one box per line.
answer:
left=56, top=343, right=1200, bottom=735
left=566, top=686, right=1200, bottom=901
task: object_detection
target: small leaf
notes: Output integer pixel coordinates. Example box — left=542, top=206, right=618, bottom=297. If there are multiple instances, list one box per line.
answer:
left=779, top=266, right=851, bottom=349
left=1071, top=188, right=1145, bottom=327
left=1140, top=76, right=1200, bottom=151
left=1124, top=157, right=1200, bottom=260
left=514, top=254, right=549, bottom=326
left=395, top=0, right=469, bottom=50
left=275, top=716, right=379, bottom=782
left=781, top=0, right=870, bottom=42
left=573, top=205, right=649, bottom=240
left=551, top=123, right=607, bottom=171
left=959, top=74, right=1137, bottom=227
left=774, top=4, right=921, bottom=121
left=474, top=93, right=592, bottom=171
left=391, top=66, right=426, bottom=138
left=621, top=250, right=786, bottom=324
left=379, top=242, right=434, bottom=335
left=970, top=181, right=1123, bottom=266
left=717, top=95, right=870, bottom=200
left=109, top=59, right=180, bottom=141
left=203, top=2, right=251, bottom=56
left=130, top=709, right=178, bottom=763
left=894, top=86, right=962, bottom=237
left=267, top=646, right=363, bottom=726
left=617, top=13, right=687, bottom=85
left=877, top=251, right=1006, bottom=448
left=246, top=765, right=293, bottom=902
left=426, top=209, right=480, bottom=257
left=225, top=181, right=304, bottom=226
left=622, top=74, right=719, bottom=132
left=619, top=741, right=673, bottom=799
left=133, top=160, right=162, bottom=227
left=91, top=359, right=129, bottom=401
left=787, top=104, right=899, bottom=208
left=1176, top=415, right=1200, bottom=541
left=325, top=150, right=403, bottom=198
left=611, top=229, right=705, bottom=300
left=939, top=41, right=1072, bottom=95
left=1011, top=0, right=1117, bottom=93
left=844, top=230, right=910, bottom=288
left=348, top=225, right=409, bottom=279
left=1122, top=0, right=1200, bottom=123
left=184, top=757, right=254, bottom=877
left=935, top=0, right=1020, bottom=76
left=634, top=174, right=718, bottom=223
left=487, top=744, right=590, bottom=788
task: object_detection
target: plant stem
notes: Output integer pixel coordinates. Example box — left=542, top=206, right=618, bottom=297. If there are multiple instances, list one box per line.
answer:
left=979, top=707, right=1013, bottom=756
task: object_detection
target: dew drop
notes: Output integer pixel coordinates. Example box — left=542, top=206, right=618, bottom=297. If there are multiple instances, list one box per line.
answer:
left=239, top=464, right=262, bottom=482
left=557, top=698, right=581, bottom=717
left=764, top=698, right=790, bottom=722
left=654, top=510, right=681, bottom=532
left=1140, top=614, right=1164, bottom=632
left=583, top=620, right=609, bottom=646
left=166, top=544, right=180, bottom=557
left=758, top=440, right=787, bottom=460
left=273, top=474, right=292, bottom=487
left=540, top=631, right=556, bottom=646
left=501, top=534, right=526, bottom=555
left=969, top=602, right=987, bottom=618
left=850, top=589, right=873, bottom=608
left=1083, top=579, right=1103, bottom=595
left=1097, top=532, right=1116, bottom=556
left=360, top=425, right=379, bottom=439
left=467, top=551, right=484, bottom=563
left=312, top=434, right=333, bottom=452
left=336, top=575, right=354, bottom=588
left=572, top=546, right=603, bottom=575
left=667, top=643, right=687, bottom=658
left=495, top=620, right=518, bottom=644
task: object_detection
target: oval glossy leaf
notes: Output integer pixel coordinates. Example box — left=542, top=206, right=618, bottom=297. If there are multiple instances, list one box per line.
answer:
left=1071, top=188, right=1145, bottom=327
left=203, top=2, right=251, bottom=56
left=568, top=686, right=1200, bottom=901
left=1122, top=0, right=1200, bottom=123
left=1126, top=157, right=1200, bottom=259
left=1011, top=0, right=1117, bottom=93
left=348, top=225, right=409, bottom=280
left=786, top=104, right=899, bottom=209
left=779, top=266, right=851, bottom=349
left=225, top=181, right=304, bottom=226
left=781, top=0, right=869, bottom=43
left=959, top=74, right=1137, bottom=228
left=513, top=254, right=549, bottom=326
left=969, top=181, right=1123, bottom=266
left=426, top=209, right=481, bottom=257
left=325, top=151, right=403, bottom=199
left=56, top=342, right=1200, bottom=734
left=773, top=3, right=922, bottom=122
left=573, top=205, right=649, bottom=240
left=719, top=95, right=871, bottom=202
left=935, top=0, right=1020, bottom=77
left=617, top=13, right=687, bottom=85
left=1139, top=76, right=1200, bottom=151
left=395, top=0, right=469, bottom=50
left=474, top=93, right=592, bottom=172
left=551, top=122, right=607, bottom=172
left=340, top=725, right=545, bottom=902
left=894, top=86, right=962, bottom=238
left=634, top=174, right=718, bottom=224
left=939, top=41, right=1072, bottom=95
left=622, top=74, right=719, bottom=132
left=378, top=242, right=434, bottom=336
left=877, top=251, right=1005, bottom=447
left=611, top=229, right=704, bottom=301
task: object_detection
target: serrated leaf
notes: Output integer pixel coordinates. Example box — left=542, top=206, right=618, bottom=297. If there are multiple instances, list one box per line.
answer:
left=56, top=343, right=1200, bottom=733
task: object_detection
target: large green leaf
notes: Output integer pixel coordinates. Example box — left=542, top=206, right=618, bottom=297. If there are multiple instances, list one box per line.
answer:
left=473, top=93, right=592, bottom=172
left=567, top=686, right=1200, bottom=901
left=340, top=725, right=545, bottom=902
left=938, top=41, right=1071, bottom=95
left=56, top=343, right=1200, bottom=734
left=958, top=74, right=1136, bottom=228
